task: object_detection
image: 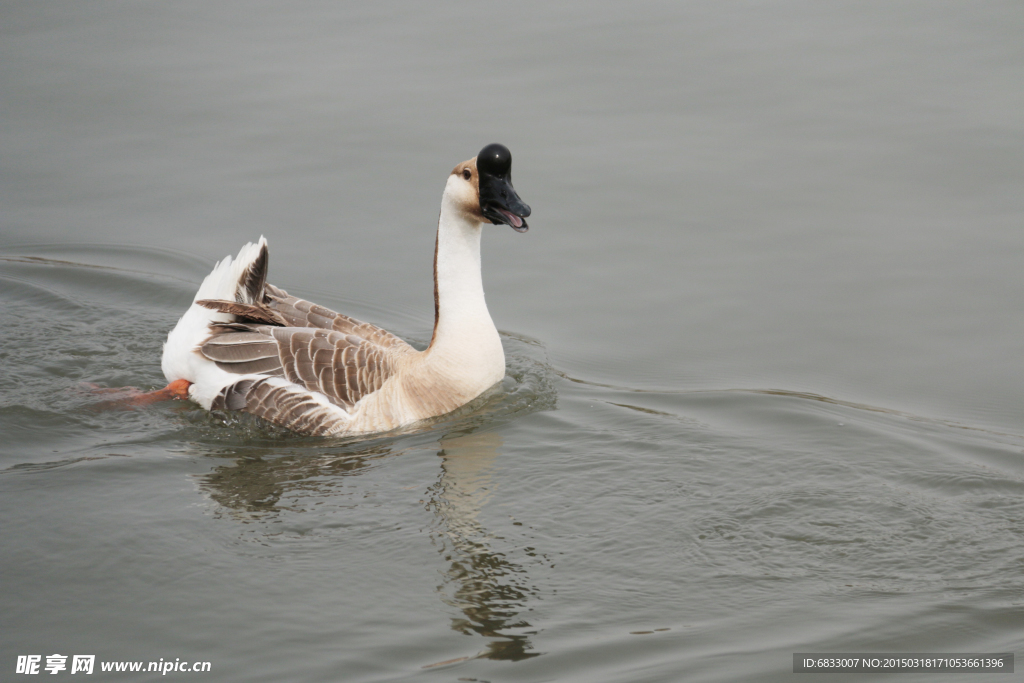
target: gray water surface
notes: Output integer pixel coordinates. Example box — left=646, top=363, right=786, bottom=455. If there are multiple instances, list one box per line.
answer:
left=2, top=2, right=1023, bottom=681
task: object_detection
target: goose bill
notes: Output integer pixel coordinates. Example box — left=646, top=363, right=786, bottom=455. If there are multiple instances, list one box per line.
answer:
left=480, top=179, right=531, bottom=232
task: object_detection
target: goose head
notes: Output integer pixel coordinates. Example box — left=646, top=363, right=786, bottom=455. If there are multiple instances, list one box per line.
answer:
left=449, top=143, right=531, bottom=232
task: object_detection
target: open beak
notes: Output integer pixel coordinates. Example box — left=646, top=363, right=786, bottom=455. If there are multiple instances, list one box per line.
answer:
left=477, top=143, right=531, bottom=232
left=480, top=176, right=531, bottom=232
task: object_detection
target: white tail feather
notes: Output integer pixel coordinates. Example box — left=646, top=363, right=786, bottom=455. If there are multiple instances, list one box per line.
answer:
left=194, top=236, right=267, bottom=303
left=162, top=236, right=269, bottom=388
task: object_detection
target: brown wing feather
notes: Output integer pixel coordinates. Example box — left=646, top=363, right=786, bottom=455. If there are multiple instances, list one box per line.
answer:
left=196, top=299, right=286, bottom=326
left=201, top=322, right=407, bottom=410
left=263, top=284, right=414, bottom=352
left=210, top=377, right=346, bottom=436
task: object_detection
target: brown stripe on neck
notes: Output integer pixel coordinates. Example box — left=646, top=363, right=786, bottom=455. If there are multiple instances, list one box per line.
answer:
left=427, top=223, right=440, bottom=350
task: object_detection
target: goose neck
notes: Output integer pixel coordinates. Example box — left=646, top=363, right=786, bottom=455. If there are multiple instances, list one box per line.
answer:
left=426, top=198, right=501, bottom=366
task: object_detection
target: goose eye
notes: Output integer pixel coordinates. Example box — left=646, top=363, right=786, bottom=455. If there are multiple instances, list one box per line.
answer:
left=462, top=168, right=471, bottom=180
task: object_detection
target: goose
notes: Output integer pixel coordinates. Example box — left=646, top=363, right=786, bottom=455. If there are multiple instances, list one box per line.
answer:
left=158, top=143, right=531, bottom=436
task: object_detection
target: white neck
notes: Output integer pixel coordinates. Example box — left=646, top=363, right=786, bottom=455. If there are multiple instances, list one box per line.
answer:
left=425, top=177, right=505, bottom=385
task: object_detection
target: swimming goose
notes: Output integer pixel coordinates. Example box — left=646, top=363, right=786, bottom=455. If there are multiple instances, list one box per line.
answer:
left=160, top=143, right=531, bottom=436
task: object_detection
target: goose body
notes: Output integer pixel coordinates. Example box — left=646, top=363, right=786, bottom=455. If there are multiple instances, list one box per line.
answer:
left=161, top=144, right=531, bottom=436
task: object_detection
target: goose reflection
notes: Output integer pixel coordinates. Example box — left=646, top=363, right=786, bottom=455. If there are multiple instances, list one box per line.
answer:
left=199, top=446, right=385, bottom=513
left=426, top=430, right=541, bottom=661
left=197, top=429, right=541, bottom=660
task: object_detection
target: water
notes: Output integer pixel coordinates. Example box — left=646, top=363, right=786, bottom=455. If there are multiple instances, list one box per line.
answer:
left=2, top=2, right=1023, bottom=681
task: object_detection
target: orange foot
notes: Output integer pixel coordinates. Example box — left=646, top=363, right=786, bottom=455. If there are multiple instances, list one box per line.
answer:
left=83, top=379, right=192, bottom=409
